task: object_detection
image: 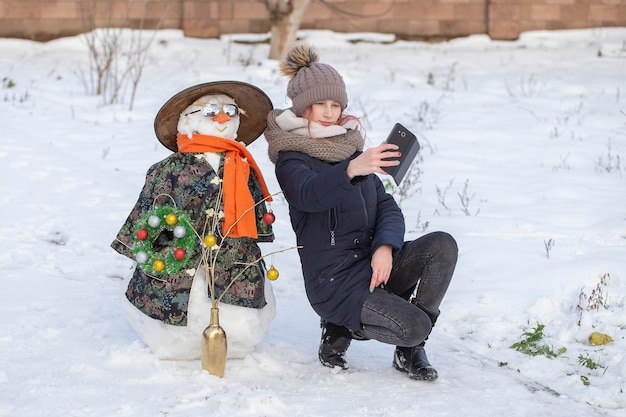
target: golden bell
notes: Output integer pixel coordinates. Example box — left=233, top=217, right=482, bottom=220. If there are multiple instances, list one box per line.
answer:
left=201, top=307, right=227, bottom=377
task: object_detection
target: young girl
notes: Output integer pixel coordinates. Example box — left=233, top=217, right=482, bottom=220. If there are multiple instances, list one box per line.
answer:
left=265, top=44, right=458, bottom=380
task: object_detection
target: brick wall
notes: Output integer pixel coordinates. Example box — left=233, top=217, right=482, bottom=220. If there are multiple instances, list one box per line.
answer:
left=488, top=0, right=626, bottom=40
left=0, top=0, right=624, bottom=42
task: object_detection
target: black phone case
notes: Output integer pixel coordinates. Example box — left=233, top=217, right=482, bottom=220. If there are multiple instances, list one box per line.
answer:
left=382, top=123, right=420, bottom=185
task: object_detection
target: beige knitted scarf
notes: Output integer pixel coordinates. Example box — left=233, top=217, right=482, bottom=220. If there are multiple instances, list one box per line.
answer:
left=265, top=109, right=365, bottom=164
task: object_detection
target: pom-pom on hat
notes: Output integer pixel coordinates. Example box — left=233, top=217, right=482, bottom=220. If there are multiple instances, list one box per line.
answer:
left=280, top=43, right=348, bottom=117
left=154, top=81, right=273, bottom=152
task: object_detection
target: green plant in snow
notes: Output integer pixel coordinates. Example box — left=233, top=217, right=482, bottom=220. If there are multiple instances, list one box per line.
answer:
left=580, top=375, right=590, bottom=386
left=578, top=353, right=605, bottom=371
left=2, top=77, right=15, bottom=88
left=510, top=323, right=566, bottom=359
left=576, top=353, right=608, bottom=386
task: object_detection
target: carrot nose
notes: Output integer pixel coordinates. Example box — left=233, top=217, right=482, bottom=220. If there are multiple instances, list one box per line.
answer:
left=212, top=113, right=230, bottom=123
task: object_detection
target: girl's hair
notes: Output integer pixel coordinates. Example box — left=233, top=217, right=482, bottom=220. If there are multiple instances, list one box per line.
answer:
left=338, top=113, right=363, bottom=130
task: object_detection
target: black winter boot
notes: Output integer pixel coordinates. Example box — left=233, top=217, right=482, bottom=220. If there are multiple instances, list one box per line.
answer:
left=393, top=343, right=438, bottom=381
left=318, top=320, right=352, bottom=369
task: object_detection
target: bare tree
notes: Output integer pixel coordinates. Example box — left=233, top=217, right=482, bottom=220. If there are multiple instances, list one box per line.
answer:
left=126, top=2, right=172, bottom=111
left=264, top=0, right=312, bottom=60
left=78, top=0, right=171, bottom=110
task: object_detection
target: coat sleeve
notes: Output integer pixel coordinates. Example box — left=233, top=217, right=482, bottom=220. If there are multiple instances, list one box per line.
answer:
left=371, top=176, right=405, bottom=252
left=275, top=151, right=355, bottom=213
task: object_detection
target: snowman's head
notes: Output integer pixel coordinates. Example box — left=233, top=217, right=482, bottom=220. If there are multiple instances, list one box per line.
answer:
left=154, top=81, right=272, bottom=152
left=177, top=94, right=242, bottom=141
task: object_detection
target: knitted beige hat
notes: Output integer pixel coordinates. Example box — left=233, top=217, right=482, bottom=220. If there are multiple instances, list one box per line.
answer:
left=280, top=43, right=348, bottom=116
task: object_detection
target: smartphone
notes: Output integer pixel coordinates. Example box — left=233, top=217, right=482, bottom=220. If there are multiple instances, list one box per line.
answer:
left=382, top=123, right=420, bottom=185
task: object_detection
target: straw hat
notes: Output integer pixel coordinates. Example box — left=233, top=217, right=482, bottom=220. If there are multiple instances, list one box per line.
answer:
left=154, top=81, right=273, bottom=152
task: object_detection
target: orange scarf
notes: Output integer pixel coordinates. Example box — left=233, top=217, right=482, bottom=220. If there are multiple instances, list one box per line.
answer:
left=177, top=133, right=272, bottom=239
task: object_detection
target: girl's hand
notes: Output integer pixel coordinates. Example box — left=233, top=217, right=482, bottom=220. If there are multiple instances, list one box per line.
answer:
left=346, top=144, right=400, bottom=179
left=369, top=245, right=393, bottom=292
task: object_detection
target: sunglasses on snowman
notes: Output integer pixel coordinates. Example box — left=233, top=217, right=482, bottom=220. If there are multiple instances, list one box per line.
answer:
left=185, top=103, right=240, bottom=118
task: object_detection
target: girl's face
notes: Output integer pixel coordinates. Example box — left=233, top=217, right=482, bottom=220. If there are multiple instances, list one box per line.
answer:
left=304, top=100, right=342, bottom=126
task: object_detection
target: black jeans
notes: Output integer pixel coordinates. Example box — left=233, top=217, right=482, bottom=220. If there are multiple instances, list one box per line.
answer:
left=359, top=231, right=458, bottom=347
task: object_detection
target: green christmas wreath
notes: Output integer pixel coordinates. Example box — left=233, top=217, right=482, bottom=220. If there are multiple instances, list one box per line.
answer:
left=132, top=205, right=197, bottom=276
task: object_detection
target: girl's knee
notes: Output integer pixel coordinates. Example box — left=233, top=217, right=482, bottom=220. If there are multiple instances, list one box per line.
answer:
left=402, top=308, right=432, bottom=346
left=429, top=231, right=458, bottom=262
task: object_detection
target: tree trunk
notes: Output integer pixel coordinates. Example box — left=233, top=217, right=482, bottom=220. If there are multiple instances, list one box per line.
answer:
left=265, top=0, right=312, bottom=60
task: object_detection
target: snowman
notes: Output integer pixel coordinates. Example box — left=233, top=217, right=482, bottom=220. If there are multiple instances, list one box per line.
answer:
left=111, top=81, right=276, bottom=360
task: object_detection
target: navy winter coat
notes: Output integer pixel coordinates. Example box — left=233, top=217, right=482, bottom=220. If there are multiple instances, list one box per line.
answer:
left=275, top=150, right=405, bottom=330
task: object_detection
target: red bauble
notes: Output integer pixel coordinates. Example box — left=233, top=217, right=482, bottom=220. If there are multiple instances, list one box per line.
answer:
left=136, top=228, right=148, bottom=241
left=173, top=247, right=187, bottom=261
left=263, top=212, right=276, bottom=225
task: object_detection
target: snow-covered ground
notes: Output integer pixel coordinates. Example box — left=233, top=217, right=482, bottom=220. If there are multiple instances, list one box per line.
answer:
left=1, top=27, right=625, bottom=416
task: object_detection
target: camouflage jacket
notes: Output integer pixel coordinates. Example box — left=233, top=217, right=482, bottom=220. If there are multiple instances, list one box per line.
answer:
left=111, top=152, right=274, bottom=326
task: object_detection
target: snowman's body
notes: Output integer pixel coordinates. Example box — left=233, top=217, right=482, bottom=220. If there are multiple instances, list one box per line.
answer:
left=114, top=92, right=275, bottom=360
left=121, top=267, right=275, bottom=359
